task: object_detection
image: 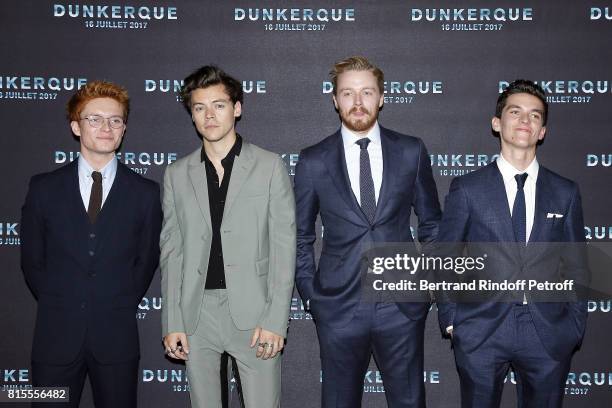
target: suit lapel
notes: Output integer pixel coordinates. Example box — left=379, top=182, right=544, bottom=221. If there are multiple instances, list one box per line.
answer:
left=63, top=161, right=90, bottom=264
left=374, top=128, right=400, bottom=222
left=188, top=153, right=212, bottom=231
left=528, top=167, right=552, bottom=244
left=222, top=142, right=255, bottom=222
left=322, top=132, right=369, bottom=224
left=64, top=160, right=90, bottom=225
left=490, top=162, right=517, bottom=244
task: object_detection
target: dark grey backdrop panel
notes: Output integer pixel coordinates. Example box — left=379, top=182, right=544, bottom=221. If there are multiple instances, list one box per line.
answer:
left=1, top=1, right=611, bottom=407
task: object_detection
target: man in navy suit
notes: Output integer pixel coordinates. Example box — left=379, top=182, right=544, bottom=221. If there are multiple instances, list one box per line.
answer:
left=436, top=80, right=588, bottom=407
left=21, top=81, right=162, bottom=407
left=294, top=56, right=441, bottom=407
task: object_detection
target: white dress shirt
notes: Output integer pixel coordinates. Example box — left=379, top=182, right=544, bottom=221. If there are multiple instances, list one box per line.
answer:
left=78, top=155, right=118, bottom=211
left=496, top=153, right=539, bottom=243
left=341, top=122, right=383, bottom=205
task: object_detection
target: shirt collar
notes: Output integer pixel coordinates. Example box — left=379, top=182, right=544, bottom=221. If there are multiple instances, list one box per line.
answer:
left=201, top=134, right=243, bottom=164
left=78, top=154, right=117, bottom=180
left=341, top=121, right=381, bottom=149
left=496, top=152, right=539, bottom=184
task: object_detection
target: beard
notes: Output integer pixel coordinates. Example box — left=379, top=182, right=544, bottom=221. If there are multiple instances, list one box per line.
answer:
left=340, top=106, right=378, bottom=133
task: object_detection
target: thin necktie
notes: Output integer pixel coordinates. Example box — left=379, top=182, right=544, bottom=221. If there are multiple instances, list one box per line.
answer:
left=88, top=171, right=102, bottom=224
left=512, top=173, right=528, bottom=244
left=356, top=138, right=376, bottom=224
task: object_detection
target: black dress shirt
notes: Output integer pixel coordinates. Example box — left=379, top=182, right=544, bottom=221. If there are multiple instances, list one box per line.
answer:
left=201, top=135, right=242, bottom=289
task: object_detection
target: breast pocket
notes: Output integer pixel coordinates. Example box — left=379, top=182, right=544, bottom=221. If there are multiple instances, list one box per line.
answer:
left=545, top=217, right=566, bottom=241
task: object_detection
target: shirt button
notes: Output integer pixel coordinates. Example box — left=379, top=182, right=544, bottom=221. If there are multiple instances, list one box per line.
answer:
left=89, top=250, right=95, bottom=256
left=80, top=302, right=86, bottom=310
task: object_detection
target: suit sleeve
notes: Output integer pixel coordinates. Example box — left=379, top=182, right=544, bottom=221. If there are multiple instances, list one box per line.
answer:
left=435, top=176, right=470, bottom=333
left=21, top=176, right=45, bottom=298
left=412, top=139, right=442, bottom=246
left=257, top=156, right=296, bottom=337
left=293, top=151, right=319, bottom=304
left=561, top=183, right=589, bottom=338
left=160, top=166, right=186, bottom=335
left=134, top=182, right=163, bottom=300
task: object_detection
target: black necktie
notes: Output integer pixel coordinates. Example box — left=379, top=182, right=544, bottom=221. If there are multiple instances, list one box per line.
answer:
left=88, top=171, right=102, bottom=224
left=512, top=173, right=528, bottom=244
left=356, top=138, right=376, bottom=224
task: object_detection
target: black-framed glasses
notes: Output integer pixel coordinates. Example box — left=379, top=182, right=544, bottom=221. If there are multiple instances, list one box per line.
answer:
left=80, top=115, right=125, bottom=129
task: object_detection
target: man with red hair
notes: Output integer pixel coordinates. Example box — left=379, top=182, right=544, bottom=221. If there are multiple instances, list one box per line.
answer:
left=21, top=80, right=162, bottom=407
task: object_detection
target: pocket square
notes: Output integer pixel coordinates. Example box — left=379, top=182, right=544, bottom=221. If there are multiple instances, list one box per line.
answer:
left=546, top=212, right=563, bottom=219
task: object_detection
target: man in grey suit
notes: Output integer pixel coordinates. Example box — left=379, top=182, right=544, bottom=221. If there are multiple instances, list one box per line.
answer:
left=160, top=65, right=296, bottom=408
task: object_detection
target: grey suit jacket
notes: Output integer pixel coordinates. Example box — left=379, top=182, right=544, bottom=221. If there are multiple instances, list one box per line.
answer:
left=160, top=141, right=296, bottom=337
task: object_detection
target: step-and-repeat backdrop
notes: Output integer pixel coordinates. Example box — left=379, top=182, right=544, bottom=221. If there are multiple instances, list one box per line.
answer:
left=1, top=1, right=611, bottom=407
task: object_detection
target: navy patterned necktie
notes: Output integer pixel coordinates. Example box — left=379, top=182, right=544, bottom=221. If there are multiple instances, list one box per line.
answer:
left=356, top=138, right=376, bottom=224
left=512, top=173, right=528, bottom=244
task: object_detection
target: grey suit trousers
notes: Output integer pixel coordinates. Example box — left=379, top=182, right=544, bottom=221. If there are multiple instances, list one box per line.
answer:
left=186, top=290, right=281, bottom=408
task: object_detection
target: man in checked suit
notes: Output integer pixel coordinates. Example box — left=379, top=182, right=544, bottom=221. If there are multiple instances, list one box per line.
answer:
left=21, top=81, right=162, bottom=407
left=294, top=56, right=442, bottom=407
left=160, top=66, right=295, bottom=408
left=436, top=80, right=589, bottom=407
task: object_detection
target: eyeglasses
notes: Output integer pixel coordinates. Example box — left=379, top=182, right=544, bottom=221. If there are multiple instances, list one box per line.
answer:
left=80, top=115, right=125, bottom=129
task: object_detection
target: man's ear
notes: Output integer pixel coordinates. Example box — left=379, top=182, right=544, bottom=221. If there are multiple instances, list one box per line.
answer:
left=70, top=121, right=81, bottom=137
left=233, top=101, right=242, bottom=118
left=538, top=126, right=546, bottom=141
left=491, top=116, right=501, bottom=133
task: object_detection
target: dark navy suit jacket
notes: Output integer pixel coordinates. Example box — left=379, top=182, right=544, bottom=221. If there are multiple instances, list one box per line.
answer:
left=21, top=160, right=162, bottom=365
left=295, top=127, right=441, bottom=327
left=436, top=162, right=588, bottom=360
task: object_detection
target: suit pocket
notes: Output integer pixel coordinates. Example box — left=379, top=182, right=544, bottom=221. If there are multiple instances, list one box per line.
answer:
left=256, top=257, right=269, bottom=276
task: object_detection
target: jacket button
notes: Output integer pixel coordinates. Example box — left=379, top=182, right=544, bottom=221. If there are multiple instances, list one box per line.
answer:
left=89, top=250, right=95, bottom=256
left=89, top=272, right=96, bottom=278
left=89, top=233, right=96, bottom=239
left=80, top=302, right=86, bottom=309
